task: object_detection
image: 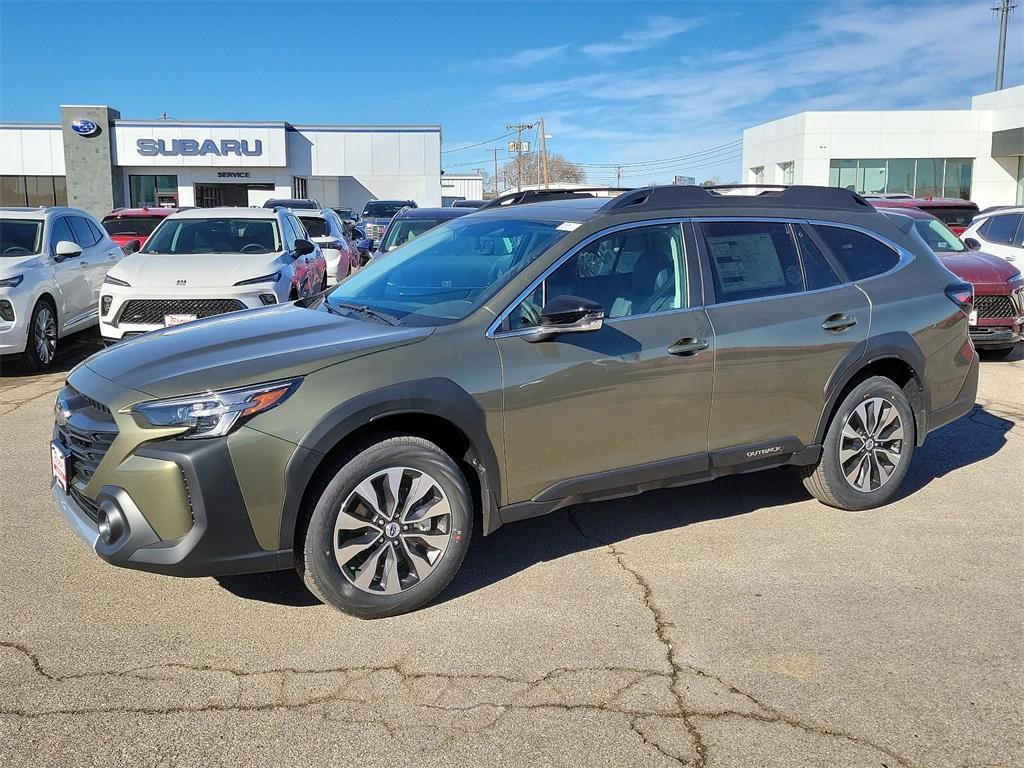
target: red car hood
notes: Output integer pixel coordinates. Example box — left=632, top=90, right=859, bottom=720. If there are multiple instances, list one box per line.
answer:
left=109, top=233, right=147, bottom=248
left=941, top=251, right=1020, bottom=286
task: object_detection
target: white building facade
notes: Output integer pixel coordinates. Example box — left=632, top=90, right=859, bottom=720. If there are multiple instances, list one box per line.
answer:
left=440, top=174, right=483, bottom=205
left=742, top=86, right=1024, bottom=209
left=0, top=105, right=442, bottom=217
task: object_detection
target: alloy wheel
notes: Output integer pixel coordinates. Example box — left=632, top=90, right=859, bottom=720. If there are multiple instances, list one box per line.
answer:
left=839, top=397, right=904, bottom=493
left=333, top=466, right=453, bottom=594
left=33, top=306, right=57, bottom=365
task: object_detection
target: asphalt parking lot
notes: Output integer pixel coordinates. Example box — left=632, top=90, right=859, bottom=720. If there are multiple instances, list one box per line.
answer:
left=0, top=333, right=1021, bottom=768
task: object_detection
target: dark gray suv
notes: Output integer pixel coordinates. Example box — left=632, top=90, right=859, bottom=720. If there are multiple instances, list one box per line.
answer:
left=50, top=185, right=979, bottom=618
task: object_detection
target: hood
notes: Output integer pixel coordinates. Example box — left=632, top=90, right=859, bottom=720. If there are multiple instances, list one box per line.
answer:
left=940, top=251, right=1021, bottom=286
left=110, top=252, right=283, bottom=289
left=84, top=302, right=432, bottom=399
left=0, top=253, right=40, bottom=280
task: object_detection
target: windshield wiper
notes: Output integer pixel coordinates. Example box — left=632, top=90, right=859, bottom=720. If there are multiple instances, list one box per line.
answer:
left=329, top=302, right=401, bottom=326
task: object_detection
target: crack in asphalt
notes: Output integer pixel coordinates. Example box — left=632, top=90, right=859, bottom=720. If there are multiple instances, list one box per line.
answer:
left=564, top=508, right=915, bottom=768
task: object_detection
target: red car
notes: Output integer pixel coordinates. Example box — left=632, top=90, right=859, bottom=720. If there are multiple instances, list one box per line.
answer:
left=868, top=196, right=979, bottom=235
left=878, top=206, right=1023, bottom=358
left=101, top=207, right=177, bottom=251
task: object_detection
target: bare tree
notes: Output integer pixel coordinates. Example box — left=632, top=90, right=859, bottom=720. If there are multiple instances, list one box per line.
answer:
left=501, top=152, right=586, bottom=190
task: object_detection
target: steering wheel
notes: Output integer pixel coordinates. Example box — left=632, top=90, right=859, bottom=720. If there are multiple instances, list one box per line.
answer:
left=240, top=243, right=268, bottom=254
left=3, top=246, right=31, bottom=256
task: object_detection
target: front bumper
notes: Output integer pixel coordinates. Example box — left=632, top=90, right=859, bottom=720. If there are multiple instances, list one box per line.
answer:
left=969, top=325, right=1023, bottom=348
left=52, top=435, right=294, bottom=577
left=0, top=289, right=32, bottom=355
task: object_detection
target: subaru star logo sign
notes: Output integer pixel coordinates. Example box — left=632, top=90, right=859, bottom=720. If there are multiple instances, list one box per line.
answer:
left=70, top=119, right=99, bottom=137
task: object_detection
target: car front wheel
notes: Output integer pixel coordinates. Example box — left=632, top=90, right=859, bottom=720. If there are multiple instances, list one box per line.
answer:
left=20, top=298, right=58, bottom=371
left=802, top=376, right=916, bottom=510
left=297, top=435, right=473, bottom=618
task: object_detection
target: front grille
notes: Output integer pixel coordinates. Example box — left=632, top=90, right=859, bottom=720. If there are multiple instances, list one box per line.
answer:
left=117, top=298, right=246, bottom=326
left=54, top=385, right=118, bottom=521
left=974, top=294, right=1016, bottom=320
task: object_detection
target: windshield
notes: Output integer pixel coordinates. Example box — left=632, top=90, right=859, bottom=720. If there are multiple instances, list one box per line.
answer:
left=323, top=216, right=569, bottom=326
left=102, top=216, right=164, bottom=237
left=914, top=219, right=965, bottom=254
left=298, top=216, right=330, bottom=238
left=143, top=218, right=281, bottom=255
left=379, top=217, right=450, bottom=253
left=363, top=202, right=409, bottom=219
left=921, top=206, right=977, bottom=228
left=0, top=219, right=42, bottom=256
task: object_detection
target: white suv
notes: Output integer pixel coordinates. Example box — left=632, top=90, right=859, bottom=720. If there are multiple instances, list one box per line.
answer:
left=1, top=206, right=122, bottom=370
left=99, top=207, right=327, bottom=343
left=961, top=207, right=1024, bottom=262
left=292, top=208, right=358, bottom=284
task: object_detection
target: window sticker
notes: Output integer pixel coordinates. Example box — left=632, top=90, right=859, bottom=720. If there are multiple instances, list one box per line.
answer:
left=556, top=222, right=581, bottom=232
left=706, top=233, right=787, bottom=294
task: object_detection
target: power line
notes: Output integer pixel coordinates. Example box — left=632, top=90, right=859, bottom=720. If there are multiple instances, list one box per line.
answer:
left=441, top=131, right=517, bottom=154
left=573, top=139, right=743, bottom=169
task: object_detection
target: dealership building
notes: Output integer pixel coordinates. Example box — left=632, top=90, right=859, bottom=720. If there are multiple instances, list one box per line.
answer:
left=0, top=105, right=443, bottom=217
left=742, top=85, right=1024, bottom=209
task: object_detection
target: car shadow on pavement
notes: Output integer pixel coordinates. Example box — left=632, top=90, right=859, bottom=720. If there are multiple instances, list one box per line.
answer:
left=0, top=329, right=103, bottom=379
left=215, top=404, right=1013, bottom=609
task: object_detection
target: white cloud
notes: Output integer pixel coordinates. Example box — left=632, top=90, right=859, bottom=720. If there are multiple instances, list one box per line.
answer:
left=581, top=16, right=704, bottom=57
left=460, top=44, right=570, bottom=71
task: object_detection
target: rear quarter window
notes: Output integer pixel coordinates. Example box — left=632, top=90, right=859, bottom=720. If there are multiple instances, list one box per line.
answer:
left=811, top=225, right=901, bottom=281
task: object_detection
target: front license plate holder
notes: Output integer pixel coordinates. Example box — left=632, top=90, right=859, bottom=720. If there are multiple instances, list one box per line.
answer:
left=51, top=441, right=69, bottom=493
left=164, top=314, right=197, bottom=327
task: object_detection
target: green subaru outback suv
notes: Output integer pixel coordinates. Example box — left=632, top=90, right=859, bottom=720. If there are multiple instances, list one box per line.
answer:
left=51, top=185, right=979, bottom=617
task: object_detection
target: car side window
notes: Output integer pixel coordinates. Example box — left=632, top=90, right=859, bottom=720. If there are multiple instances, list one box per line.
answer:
left=509, top=223, right=687, bottom=330
left=979, top=213, right=1023, bottom=246
left=795, top=226, right=841, bottom=290
left=86, top=219, right=107, bottom=245
left=69, top=216, right=99, bottom=247
left=811, top=225, right=901, bottom=281
left=48, top=217, right=74, bottom=251
left=701, top=220, right=804, bottom=302
left=281, top=216, right=299, bottom=249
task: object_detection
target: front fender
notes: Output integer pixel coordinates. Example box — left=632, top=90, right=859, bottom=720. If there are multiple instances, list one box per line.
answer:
left=277, top=377, right=503, bottom=549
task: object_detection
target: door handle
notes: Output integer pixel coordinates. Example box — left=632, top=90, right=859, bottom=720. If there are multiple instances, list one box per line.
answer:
left=822, top=314, right=857, bottom=332
left=668, top=337, right=709, bottom=356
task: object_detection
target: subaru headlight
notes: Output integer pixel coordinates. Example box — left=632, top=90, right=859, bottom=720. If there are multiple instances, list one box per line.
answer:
left=132, top=378, right=302, bottom=439
left=0, top=274, right=24, bottom=288
left=234, top=271, right=282, bottom=286
left=104, top=274, right=130, bottom=287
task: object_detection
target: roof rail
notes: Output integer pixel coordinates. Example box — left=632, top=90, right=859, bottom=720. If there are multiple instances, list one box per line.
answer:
left=479, top=187, right=632, bottom=210
left=600, top=184, right=872, bottom=213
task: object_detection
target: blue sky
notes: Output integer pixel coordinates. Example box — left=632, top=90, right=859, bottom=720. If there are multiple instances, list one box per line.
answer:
left=1, top=0, right=1021, bottom=184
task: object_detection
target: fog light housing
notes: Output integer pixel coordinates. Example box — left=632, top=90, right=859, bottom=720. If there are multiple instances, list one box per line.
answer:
left=100, top=295, right=112, bottom=316
left=0, top=300, right=13, bottom=322
left=96, top=502, right=126, bottom=543
left=259, top=294, right=277, bottom=305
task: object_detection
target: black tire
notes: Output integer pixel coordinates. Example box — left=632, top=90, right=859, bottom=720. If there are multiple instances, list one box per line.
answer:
left=19, top=298, right=58, bottom=372
left=979, top=345, right=1015, bottom=360
left=802, top=376, right=916, bottom=511
left=297, top=435, right=473, bottom=619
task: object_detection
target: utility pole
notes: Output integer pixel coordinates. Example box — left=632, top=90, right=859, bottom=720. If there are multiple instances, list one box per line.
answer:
left=994, top=0, right=1016, bottom=90
left=539, top=117, right=550, bottom=189
left=492, top=148, right=500, bottom=198
left=616, top=165, right=622, bottom=187
left=506, top=122, right=534, bottom=192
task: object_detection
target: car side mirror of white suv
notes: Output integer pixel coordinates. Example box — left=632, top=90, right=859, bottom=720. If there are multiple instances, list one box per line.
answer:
left=54, top=240, right=83, bottom=262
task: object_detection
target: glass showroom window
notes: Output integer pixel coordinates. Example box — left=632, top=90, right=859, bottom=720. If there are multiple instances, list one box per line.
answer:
left=129, top=175, right=178, bottom=207
left=0, top=175, right=67, bottom=207
left=292, top=176, right=308, bottom=199
left=828, top=158, right=973, bottom=199
left=750, top=166, right=765, bottom=184
left=779, top=162, right=794, bottom=185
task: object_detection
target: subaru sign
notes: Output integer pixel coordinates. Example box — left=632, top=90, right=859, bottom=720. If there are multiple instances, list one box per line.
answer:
left=70, top=119, right=99, bottom=137
left=136, top=138, right=263, bottom=158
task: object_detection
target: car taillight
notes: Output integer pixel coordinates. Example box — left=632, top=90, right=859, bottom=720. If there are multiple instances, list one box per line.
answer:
left=945, top=281, right=974, bottom=313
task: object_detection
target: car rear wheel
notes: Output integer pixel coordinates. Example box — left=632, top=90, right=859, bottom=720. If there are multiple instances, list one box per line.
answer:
left=802, top=376, right=915, bottom=510
left=297, top=435, right=472, bottom=618
left=20, top=299, right=58, bottom=371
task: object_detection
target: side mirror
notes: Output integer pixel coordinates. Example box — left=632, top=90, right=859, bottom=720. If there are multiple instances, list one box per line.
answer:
left=963, top=237, right=981, bottom=251
left=294, top=238, right=315, bottom=257
left=54, top=240, right=82, bottom=261
left=524, top=295, right=605, bottom=343
left=124, top=239, right=141, bottom=255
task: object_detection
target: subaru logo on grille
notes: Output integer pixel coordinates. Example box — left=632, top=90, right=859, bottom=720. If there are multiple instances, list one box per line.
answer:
left=54, top=396, right=71, bottom=427
left=70, top=119, right=99, bottom=136
left=176, top=279, right=187, bottom=286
